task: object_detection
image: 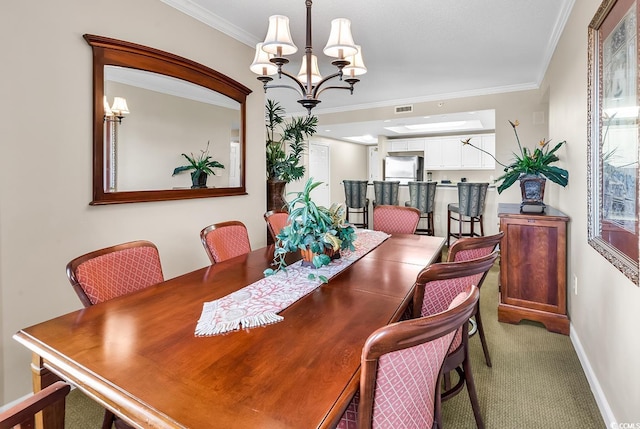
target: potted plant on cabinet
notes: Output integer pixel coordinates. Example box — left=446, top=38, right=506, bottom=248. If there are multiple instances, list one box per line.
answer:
left=172, top=141, right=225, bottom=188
left=461, top=119, right=568, bottom=211
left=265, top=99, right=318, bottom=211
left=265, top=179, right=356, bottom=280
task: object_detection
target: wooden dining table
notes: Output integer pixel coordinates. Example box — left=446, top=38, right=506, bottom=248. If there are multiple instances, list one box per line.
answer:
left=14, top=233, right=445, bottom=429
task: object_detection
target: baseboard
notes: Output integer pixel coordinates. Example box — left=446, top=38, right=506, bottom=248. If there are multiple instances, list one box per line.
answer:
left=570, top=322, right=616, bottom=425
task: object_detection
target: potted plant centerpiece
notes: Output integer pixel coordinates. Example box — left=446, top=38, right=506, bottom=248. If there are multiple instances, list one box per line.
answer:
left=265, top=99, right=318, bottom=210
left=172, top=141, right=225, bottom=188
left=461, top=119, right=568, bottom=211
left=265, top=178, right=356, bottom=280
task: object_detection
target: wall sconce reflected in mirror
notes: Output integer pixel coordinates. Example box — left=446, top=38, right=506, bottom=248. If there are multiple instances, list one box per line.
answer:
left=103, top=96, right=129, bottom=191
left=103, top=96, right=130, bottom=123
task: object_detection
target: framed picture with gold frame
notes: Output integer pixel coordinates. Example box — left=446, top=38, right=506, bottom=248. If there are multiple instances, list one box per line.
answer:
left=587, top=0, right=639, bottom=284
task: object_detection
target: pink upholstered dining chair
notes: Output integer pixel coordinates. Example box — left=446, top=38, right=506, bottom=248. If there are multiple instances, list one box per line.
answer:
left=66, top=240, right=165, bottom=429
left=372, top=205, right=421, bottom=234
left=264, top=210, right=289, bottom=243
left=66, top=240, right=165, bottom=307
left=337, top=285, right=480, bottom=429
left=447, top=232, right=504, bottom=367
left=0, top=381, right=71, bottom=429
left=200, top=220, right=251, bottom=264
left=411, top=251, right=499, bottom=429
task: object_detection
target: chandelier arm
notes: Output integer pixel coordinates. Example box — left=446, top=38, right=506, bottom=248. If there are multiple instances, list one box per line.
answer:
left=264, top=83, right=305, bottom=98
left=315, top=84, right=357, bottom=98
left=310, top=72, right=344, bottom=98
left=276, top=69, right=308, bottom=96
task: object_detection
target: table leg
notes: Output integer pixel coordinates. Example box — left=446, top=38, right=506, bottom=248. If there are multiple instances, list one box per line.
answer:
left=30, top=353, right=65, bottom=429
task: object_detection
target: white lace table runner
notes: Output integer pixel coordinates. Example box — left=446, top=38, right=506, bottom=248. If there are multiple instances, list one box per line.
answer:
left=195, top=229, right=390, bottom=336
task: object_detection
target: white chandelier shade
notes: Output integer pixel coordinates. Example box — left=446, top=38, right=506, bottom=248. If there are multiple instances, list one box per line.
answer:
left=323, top=18, right=357, bottom=59
left=297, top=54, right=322, bottom=84
left=262, top=15, right=298, bottom=56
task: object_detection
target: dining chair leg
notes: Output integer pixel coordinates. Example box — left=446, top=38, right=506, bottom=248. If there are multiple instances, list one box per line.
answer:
left=463, top=352, right=484, bottom=429
left=475, top=302, right=492, bottom=367
left=447, top=209, right=452, bottom=246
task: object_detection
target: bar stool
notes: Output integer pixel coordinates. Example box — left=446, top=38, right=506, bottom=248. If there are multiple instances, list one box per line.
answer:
left=447, top=182, right=489, bottom=246
left=373, top=180, right=400, bottom=207
left=405, top=181, right=437, bottom=235
left=343, top=180, right=369, bottom=229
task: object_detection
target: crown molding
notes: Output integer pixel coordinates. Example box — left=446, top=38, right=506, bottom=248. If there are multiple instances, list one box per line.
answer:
left=160, top=0, right=258, bottom=47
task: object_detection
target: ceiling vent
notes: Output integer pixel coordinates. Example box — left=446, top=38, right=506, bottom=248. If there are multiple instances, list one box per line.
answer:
left=394, top=104, right=413, bottom=114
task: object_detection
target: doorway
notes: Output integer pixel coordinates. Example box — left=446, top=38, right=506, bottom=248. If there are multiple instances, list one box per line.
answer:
left=309, top=142, right=331, bottom=207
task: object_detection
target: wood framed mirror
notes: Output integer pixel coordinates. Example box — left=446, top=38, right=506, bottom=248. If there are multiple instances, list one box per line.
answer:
left=84, top=34, right=252, bottom=204
left=587, top=0, right=639, bottom=284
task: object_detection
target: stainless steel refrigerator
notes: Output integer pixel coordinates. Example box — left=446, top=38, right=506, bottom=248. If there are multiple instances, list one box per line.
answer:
left=383, top=156, right=424, bottom=184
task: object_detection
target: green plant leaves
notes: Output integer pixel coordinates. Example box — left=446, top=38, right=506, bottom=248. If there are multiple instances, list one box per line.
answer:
left=265, top=99, right=318, bottom=182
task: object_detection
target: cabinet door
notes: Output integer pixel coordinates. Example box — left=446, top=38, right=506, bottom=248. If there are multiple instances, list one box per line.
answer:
left=407, top=139, right=425, bottom=151
left=440, top=138, right=462, bottom=168
left=500, top=216, right=567, bottom=315
left=424, top=138, right=444, bottom=169
left=461, top=138, right=483, bottom=168
left=459, top=134, right=496, bottom=169
left=481, top=135, right=496, bottom=168
left=425, top=137, right=462, bottom=169
left=389, top=140, right=409, bottom=151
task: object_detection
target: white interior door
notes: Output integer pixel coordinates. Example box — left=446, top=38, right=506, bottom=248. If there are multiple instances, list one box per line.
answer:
left=368, top=146, right=380, bottom=181
left=309, top=142, right=331, bottom=207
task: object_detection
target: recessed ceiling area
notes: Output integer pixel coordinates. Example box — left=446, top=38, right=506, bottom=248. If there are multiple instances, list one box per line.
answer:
left=317, top=110, right=495, bottom=144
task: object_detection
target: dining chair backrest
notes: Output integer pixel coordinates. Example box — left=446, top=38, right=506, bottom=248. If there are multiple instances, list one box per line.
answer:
left=373, top=205, right=421, bottom=234
left=0, top=381, right=71, bottom=429
left=447, top=232, right=504, bottom=265
left=343, top=180, right=369, bottom=209
left=338, top=285, right=479, bottom=429
left=457, top=182, right=489, bottom=217
left=264, top=210, right=289, bottom=242
left=373, top=180, right=400, bottom=206
left=407, top=181, right=437, bottom=214
left=200, top=220, right=251, bottom=264
left=413, top=251, right=498, bottom=319
left=66, top=240, right=165, bottom=307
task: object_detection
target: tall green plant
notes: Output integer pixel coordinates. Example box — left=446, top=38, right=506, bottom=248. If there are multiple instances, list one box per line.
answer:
left=265, top=99, right=318, bottom=183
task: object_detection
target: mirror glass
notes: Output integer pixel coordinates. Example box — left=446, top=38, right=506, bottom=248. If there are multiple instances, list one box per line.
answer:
left=85, top=34, right=251, bottom=204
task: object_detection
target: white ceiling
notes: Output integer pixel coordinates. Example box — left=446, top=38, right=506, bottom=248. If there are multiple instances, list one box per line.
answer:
left=161, top=0, right=574, bottom=142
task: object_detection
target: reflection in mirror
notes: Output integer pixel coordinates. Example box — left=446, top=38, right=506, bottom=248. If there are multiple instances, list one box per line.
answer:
left=105, top=66, right=242, bottom=191
left=84, top=34, right=251, bottom=204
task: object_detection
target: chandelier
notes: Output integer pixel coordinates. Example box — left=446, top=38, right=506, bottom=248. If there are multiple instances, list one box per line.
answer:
left=250, top=0, right=366, bottom=114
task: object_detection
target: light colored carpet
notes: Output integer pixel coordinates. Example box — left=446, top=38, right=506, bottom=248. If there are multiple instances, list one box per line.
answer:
left=64, top=263, right=605, bottom=428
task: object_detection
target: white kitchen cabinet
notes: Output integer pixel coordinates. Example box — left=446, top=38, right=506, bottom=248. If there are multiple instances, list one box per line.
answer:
left=425, top=137, right=462, bottom=169
left=389, top=140, right=408, bottom=151
left=388, top=139, right=425, bottom=152
left=425, top=134, right=495, bottom=170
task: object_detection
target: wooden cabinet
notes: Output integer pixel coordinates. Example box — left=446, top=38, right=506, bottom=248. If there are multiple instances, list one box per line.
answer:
left=498, top=203, right=570, bottom=335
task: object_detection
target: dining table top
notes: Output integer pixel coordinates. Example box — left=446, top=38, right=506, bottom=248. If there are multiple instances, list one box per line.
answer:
left=15, top=233, right=445, bottom=429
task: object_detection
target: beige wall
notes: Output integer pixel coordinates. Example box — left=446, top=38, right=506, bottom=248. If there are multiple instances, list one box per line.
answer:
left=544, top=0, right=640, bottom=423
left=0, top=0, right=265, bottom=402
